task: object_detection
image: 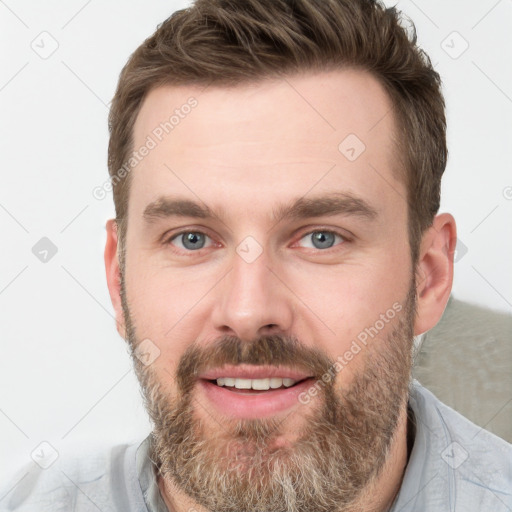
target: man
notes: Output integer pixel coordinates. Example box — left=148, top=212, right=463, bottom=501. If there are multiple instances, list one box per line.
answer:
left=3, top=0, right=511, bottom=511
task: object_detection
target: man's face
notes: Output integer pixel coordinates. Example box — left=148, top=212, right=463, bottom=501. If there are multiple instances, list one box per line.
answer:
left=120, top=70, right=415, bottom=511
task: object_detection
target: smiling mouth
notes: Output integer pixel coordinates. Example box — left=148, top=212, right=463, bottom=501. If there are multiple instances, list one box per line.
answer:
left=198, top=368, right=315, bottom=418
left=206, top=377, right=311, bottom=393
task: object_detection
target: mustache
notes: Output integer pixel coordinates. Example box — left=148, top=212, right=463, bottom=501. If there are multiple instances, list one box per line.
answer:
left=176, top=335, right=334, bottom=395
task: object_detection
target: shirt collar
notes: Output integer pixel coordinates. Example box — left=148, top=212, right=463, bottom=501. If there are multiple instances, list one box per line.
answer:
left=389, top=380, right=454, bottom=511
left=136, top=435, right=170, bottom=512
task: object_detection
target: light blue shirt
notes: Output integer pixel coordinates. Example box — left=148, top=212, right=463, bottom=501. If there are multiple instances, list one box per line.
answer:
left=2, top=381, right=511, bottom=511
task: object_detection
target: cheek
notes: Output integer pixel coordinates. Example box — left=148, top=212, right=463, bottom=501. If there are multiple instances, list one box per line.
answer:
left=124, top=262, right=219, bottom=352
left=281, top=254, right=411, bottom=354
left=126, top=282, right=207, bottom=402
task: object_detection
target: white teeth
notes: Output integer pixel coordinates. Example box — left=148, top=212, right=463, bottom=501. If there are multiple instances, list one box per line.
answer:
left=224, top=377, right=236, bottom=387
left=235, top=378, right=252, bottom=389
left=215, top=377, right=298, bottom=390
left=252, top=378, right=269, bottom=390
left=269, top=377, right=283, bottom=389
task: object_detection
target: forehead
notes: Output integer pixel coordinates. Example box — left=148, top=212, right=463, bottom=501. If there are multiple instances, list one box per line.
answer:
left=129, top=69, right=404, bottom=221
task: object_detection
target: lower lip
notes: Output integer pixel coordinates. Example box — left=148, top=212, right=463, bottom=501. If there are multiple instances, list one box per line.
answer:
left=198, top=378, right=314, bottom=419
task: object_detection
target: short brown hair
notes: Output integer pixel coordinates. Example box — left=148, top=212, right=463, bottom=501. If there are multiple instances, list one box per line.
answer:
left=108, top=0, right=447, bottom=264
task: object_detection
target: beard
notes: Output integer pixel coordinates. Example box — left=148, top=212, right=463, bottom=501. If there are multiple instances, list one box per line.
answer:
left=122, top=283, right=416, bottom=512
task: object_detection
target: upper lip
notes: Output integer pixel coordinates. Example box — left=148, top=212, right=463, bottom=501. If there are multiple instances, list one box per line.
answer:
left=199, top=365, right=313, bottom=381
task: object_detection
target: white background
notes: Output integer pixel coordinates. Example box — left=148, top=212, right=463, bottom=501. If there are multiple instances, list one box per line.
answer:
left=1, top=0, right=511, bottom=483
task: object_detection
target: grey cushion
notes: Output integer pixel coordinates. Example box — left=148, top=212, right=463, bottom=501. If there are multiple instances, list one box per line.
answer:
left=413, top=296, right=512, bottom=443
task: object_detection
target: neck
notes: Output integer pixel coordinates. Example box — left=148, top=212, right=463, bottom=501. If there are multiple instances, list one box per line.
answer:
left=158, top=403, right=411, bottom=512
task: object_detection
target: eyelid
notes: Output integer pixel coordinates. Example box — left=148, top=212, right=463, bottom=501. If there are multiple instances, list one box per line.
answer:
left=290, top=225, right=353, bottom=247
left=171, top=232, right=213, bottom=249
left=160, top=225, right=351, bottom=253
left=161, top=226, right=220, bottom=248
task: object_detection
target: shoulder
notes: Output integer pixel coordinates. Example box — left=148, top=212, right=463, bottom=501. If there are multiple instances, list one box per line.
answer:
left=0, top=441, right=141, bottom=512
left=406, top=382, right=512, bottom=511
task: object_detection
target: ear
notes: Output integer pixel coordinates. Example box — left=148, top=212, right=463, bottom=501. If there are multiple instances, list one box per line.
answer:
left=414, top=213, right=457, bottom=336
left=105, top=219, right=126, bottom=339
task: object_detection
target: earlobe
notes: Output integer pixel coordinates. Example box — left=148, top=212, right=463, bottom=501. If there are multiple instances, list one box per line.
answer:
left=414, top=213, right=457, bottom=335
left=104, top=219, right=126, bottom=339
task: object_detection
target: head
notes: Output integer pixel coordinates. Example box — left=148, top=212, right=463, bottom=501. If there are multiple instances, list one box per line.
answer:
left=104, top=1, right=456, bottom=511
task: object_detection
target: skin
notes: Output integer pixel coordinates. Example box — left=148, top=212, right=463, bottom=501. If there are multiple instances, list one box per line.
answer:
left=105, top=69, right=456, bottom=511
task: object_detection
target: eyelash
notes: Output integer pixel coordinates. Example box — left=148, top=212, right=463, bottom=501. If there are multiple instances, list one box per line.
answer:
left=293, top=229, right=347, bottom=250
left=163, top=229, right=217, bottom=252
left=162, top=227, right=350, bottom=253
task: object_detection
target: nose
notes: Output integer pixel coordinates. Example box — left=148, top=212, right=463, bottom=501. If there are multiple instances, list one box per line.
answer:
left=211, top=249, right=294, bottom=341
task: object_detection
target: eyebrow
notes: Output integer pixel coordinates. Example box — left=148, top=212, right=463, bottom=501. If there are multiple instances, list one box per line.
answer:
left=143, top=198, right=214, bottom=223
left=272, top=193, right=378, bottom=223
left=142, top=192, right=378, bottom=225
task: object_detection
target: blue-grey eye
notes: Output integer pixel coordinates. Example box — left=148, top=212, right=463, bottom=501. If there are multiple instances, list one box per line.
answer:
left=172, top=232, right=211, bottom=250
left=298, top=231, right=343, bottom=249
